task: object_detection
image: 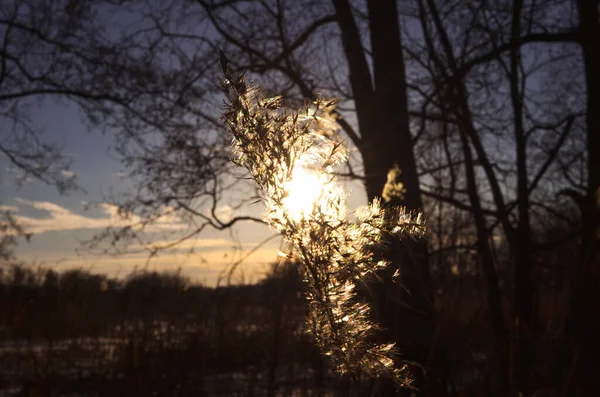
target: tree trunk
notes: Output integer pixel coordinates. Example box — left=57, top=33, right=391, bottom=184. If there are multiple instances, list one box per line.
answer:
left=508, top=1, right=535, bottom=395
left=420, top=0, right=512, bottom=391
left=366, top=1, right=435, bottom=394
left=458, top=123, right=509, bottom=394
left=332, top=0, right=436, bottom=394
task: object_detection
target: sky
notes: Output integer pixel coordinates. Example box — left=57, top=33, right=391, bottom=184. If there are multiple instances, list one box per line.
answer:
left=0, top=0, right=379, bottom=286
left=0, top=0, right=506, bottom=287
left=0, top=99, right=283, bottom=285
left=0, top=98, right=367, bottom=286
left=0, top=1, right=563, bottom=288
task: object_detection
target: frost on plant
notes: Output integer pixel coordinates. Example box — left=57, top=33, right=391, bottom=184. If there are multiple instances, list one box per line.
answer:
left=219, top=56, right=425, bottom=385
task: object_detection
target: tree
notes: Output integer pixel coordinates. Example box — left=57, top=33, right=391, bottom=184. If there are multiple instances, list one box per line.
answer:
left=3, top=0, right=595, bottom=394
left=88, top=0, right=592, bottom=393
left=83, top=1, right=439, bottom=391
left=1, top=0, right=243, bottom=260
left=5, top=0, right=436, bottom=391
left=408, top=0, right=593, bottom=394
left=204, top=0, right=438, bottom=392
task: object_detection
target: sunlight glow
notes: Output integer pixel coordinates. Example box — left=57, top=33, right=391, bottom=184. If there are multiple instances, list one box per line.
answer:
left=283, top=165, right=327, bottom=221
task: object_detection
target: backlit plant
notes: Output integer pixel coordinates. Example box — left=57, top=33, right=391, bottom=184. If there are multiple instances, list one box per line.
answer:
left=219, top=54, right=425, bottom=385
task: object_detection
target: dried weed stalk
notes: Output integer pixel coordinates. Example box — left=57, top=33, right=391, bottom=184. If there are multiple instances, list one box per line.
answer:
left=219, top=54, right=425, bottom=385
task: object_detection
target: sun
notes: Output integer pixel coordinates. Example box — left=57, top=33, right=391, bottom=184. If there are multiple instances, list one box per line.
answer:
left=282, top=165, right=327, bottom=221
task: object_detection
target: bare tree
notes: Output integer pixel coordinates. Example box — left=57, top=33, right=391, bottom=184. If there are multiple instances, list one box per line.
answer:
left=3, top=0, right=596, bottom=394
left=0, top=0, right=268, bottom=260
left=408, top=0, right=590, bottom=394
left=90, top=0, right=592, bottom=393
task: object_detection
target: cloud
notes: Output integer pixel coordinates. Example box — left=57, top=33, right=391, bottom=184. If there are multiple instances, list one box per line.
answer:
left=11, top=198, right=187, bottom=235
left=0, top=204, right=19, bottom=212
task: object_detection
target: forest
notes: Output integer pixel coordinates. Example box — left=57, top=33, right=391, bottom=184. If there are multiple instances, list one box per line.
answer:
left=0, top=0, right=598, bottom=396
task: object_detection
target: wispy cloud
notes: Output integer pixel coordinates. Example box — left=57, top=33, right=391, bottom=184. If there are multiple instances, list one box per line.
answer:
left=11, top=198, right=186, bottom=234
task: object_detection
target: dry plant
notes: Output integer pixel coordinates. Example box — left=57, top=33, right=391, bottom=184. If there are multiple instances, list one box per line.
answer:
left=219, top=52, right=425, bottom=386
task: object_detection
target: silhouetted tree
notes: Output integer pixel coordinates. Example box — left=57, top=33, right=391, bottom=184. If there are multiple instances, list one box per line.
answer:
left=1, top=0, right=596, bottom=395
